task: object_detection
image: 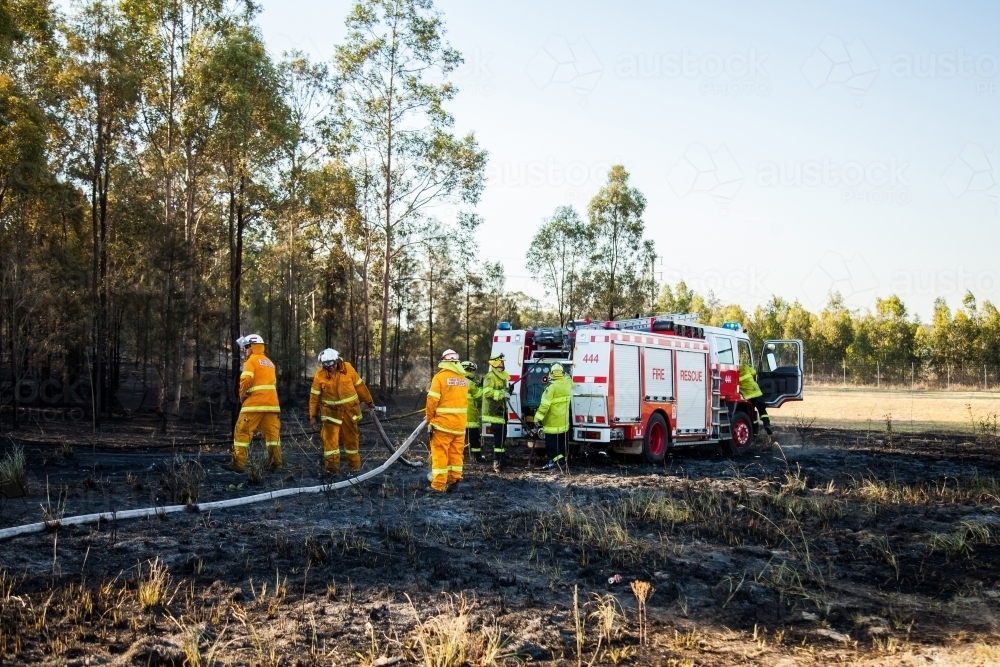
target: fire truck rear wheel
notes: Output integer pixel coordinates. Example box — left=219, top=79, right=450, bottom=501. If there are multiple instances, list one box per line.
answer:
left=643, top=413, right=669, bottom=464
left=727, top=411, right=755, bottom=457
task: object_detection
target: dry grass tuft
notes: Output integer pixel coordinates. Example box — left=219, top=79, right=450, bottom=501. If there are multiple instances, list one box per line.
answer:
left=406, top=593, right=511, bottom=667
left=672, top=628, right=703, bottom=650
left=408, top=593, right=471, bottom=667
left=0, top=445, right=28, bottom=493
left=475, top=616, right=514, bottom=666
left=630, top=580, right=654, bottom=646
left=928, top=521, right=994, bottom=557
left=137, top=558, right=171, bottom=610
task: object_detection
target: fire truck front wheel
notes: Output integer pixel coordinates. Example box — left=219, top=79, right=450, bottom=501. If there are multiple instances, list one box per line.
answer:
left=642, top=413, right=669, bottom=464
left=727, top=411, right=755, bottom=457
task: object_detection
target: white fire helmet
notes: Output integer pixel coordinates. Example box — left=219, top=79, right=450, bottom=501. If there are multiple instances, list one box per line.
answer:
left=440, top=349, right=460, bottom=362
left=238, top=334, right=264, bottom=349
left=318, top=348, right=340, bottom=367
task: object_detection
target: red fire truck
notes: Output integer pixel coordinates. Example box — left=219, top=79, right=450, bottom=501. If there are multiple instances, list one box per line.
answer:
left=486, top=315, right=803, bottom=461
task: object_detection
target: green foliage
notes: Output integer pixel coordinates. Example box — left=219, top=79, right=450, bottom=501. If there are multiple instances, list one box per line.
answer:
left=650, top=283, right=1000, bottom=373
left=6, top=0, right=994, bottom=416
left=0, top=0, right=508, bottom=419
left=334, top=0, right=488, bottom=390
left=525, top=205, right=587, bottom=326
left=585, top=165, right=656, bottom=320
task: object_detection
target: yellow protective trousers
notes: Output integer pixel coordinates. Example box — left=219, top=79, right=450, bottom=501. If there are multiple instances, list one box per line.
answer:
left=320, top=412, right=362, bottom=472
left=233, top=412, right=282, bottom=470
left=429, top=429, right=464, bottom=491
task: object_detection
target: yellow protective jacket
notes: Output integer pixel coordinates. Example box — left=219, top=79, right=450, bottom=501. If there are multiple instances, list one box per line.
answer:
left=534, top=375, right=573, bottom=434
left=481, top=368, right=510, bottom=424
left=739, top=364, right=763, bottom=400
left=465, top=376, right=483, bottom=428
left=426, top=362, right=469, bottom=435
left=308, top=361, right=374, bottom=425
left=239, top=344, right=280, bottom=413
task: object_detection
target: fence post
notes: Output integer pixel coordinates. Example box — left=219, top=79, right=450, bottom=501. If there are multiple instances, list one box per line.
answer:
left=843, top=358, right=846, bottom=387
left=947, top=365, right=950, bottom=391
left=877, top=361, right=880, bottom=389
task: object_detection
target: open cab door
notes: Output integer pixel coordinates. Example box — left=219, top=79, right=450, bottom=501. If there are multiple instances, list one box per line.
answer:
left=758, top=340, right=803, bottom=408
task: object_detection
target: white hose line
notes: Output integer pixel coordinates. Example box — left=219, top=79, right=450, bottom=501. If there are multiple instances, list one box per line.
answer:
left=0, top=419, right=429, bottom=542
left=371, top=409, right=423, bottom=468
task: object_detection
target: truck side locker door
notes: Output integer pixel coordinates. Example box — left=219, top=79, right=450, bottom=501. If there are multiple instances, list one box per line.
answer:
left=612, top=343, right=641, bottom=423
left=676, top=350, right=709, bottom=433
left=757, top=339, right=804, bottom=408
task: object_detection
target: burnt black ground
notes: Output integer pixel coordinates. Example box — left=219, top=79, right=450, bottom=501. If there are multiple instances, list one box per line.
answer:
left=1, top=405, right=999, bottom=665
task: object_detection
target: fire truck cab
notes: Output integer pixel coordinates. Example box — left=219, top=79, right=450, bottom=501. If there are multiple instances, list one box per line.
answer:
left=486, top=315, right=803, bottom=461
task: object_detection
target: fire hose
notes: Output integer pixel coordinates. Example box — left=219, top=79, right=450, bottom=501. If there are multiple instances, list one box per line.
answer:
left=0, top=419, right=429, bottom=542
left=369, top=408, right=422, bottom=468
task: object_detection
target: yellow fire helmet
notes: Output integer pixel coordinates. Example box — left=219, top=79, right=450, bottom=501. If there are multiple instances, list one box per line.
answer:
left=549, top=363, right=564, bottom=378
left=489, top=353, right=505, bottom=368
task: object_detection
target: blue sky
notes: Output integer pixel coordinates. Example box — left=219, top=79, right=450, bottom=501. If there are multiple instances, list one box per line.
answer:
left=258, top=0, right=999, bottom=320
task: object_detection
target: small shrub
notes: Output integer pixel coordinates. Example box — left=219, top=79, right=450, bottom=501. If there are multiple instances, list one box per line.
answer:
left=245, top=454, right=270, bottom=485
left=166, top=455, right=205, bottom=504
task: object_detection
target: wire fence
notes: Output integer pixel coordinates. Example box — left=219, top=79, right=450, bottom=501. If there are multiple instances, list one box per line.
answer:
left=805, top=361, right=1000, bottom=391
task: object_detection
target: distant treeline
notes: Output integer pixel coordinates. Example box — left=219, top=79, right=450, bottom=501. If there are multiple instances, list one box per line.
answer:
left=655, top=284, right=1000, bottom=373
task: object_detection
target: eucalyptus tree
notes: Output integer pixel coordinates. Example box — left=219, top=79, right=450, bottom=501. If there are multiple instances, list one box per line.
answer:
left=61, top=0, right=146, bottom=424
left=525, top=205, right=587, bottom=326
left=586, top=165, right=656, bottom=321
left=334, top=0, right=487, bottom=393
left=196, top=22, right=289, bottom=419
left=123, top=0, right=239, bottom=413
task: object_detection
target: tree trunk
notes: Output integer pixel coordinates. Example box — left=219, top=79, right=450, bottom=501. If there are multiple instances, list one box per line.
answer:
left=361, top=233, right=373, bottom=383
left=378, top=79, right=395, bottom=394
left=228, top=174, right=245, bottom=428
left=177, top=143, right=197, bottom=414
left=157, top=15, right=177, bottom=429
left=91, top=83, right=105, bottom=428
left=428, top=264, right=434, bottom=375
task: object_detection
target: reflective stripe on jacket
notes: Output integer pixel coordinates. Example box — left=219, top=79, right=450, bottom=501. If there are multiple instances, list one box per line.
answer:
left=239, top=344, right=280, bottom=413
left=534, top=376, right=573, bottom=434
left=308, top=361, right=374, bottom=423
left=481, top=368, right=510, bottom=424
left=426, top=362, right=469, bottom=435
left=466, top=377, right=483, bottom=428
left=739, top=364, right=763, bottom=400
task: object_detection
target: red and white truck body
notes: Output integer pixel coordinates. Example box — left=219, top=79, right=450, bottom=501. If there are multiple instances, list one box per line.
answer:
left=487, top=315, right=804, bottom=460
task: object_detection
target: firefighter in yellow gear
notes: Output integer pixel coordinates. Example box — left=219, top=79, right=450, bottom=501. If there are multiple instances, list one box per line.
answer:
left=232, top=334, right=281, bottom=471
left=309, top=349, right=376, bottom=473
left=534, top=363, right=573, bottom=467
left=461, top=361, right=484, bottom=461
left=425, top=349, right=468, bottom=493
left=739, top=364, right=772, bottom=435
left=481, top=352, right=510, bottom=465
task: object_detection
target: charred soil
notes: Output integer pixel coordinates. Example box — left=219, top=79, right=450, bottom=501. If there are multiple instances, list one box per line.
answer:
left=1, top=404, right=999, bottom=665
